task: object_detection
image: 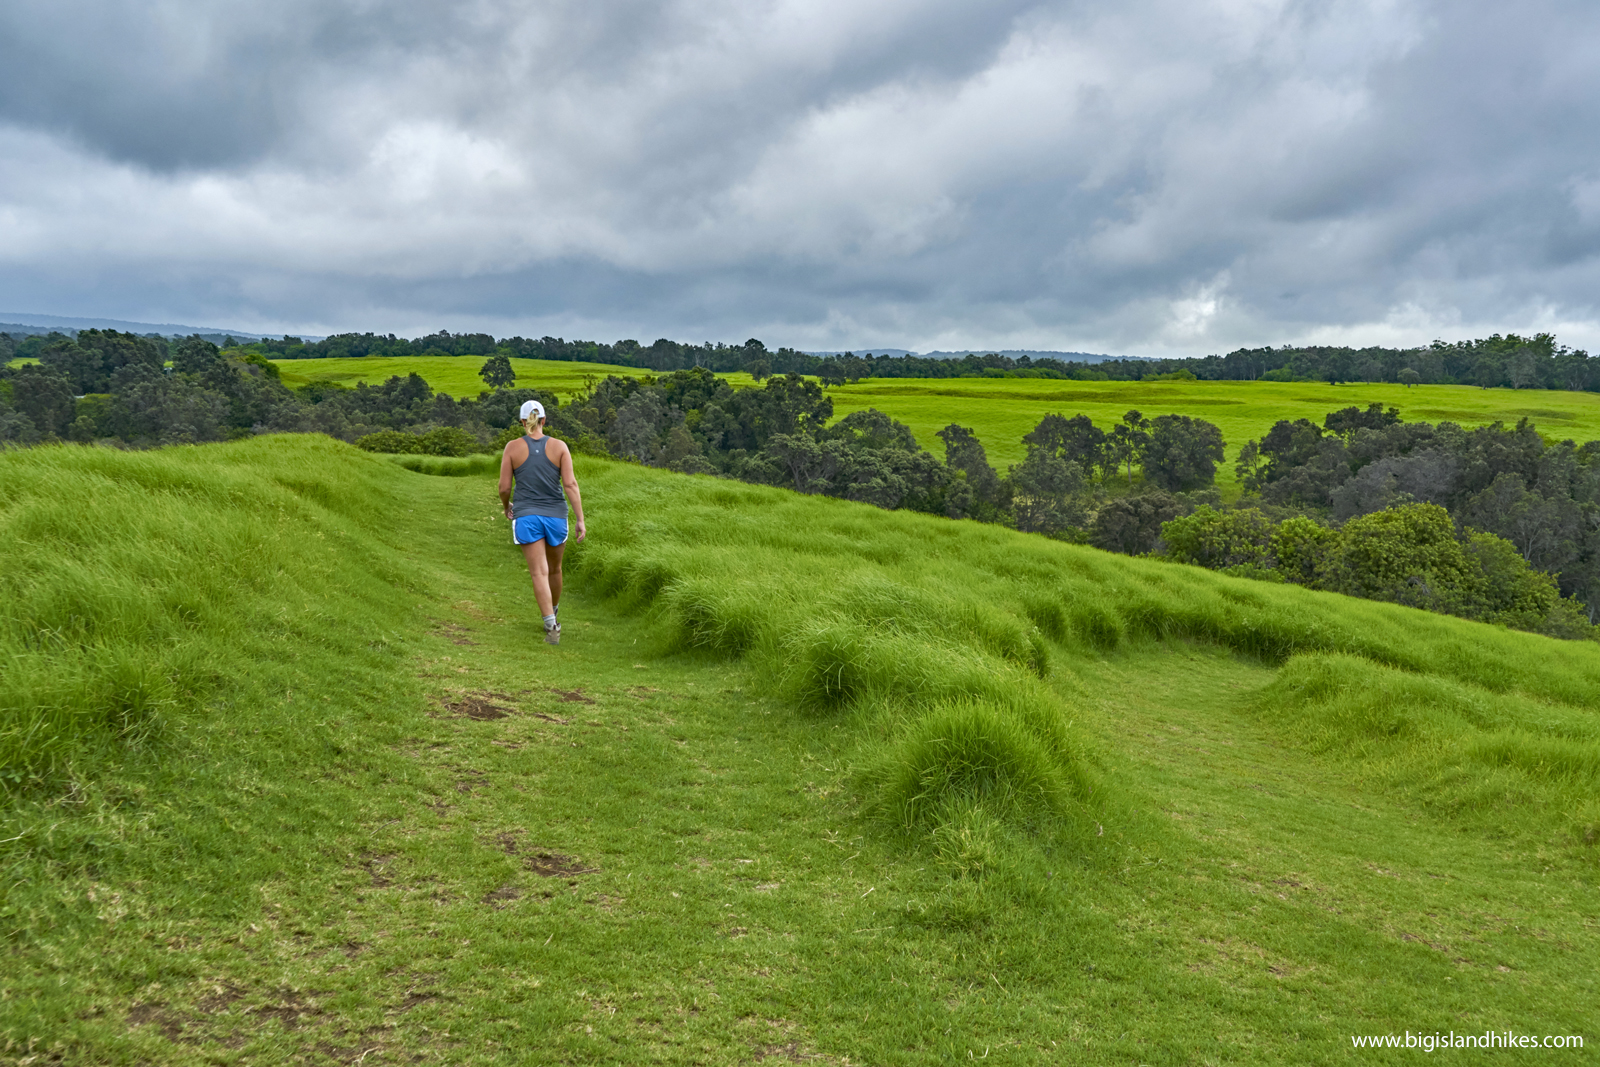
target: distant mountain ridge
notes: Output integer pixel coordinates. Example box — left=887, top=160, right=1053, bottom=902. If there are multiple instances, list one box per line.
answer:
left=806, top=348, right=1156, bottom=364
left=0, top=313, right=294, bottom=343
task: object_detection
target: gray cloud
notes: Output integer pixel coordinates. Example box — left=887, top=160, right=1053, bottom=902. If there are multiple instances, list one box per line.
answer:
left=2, top=0, right=1599, bottom=353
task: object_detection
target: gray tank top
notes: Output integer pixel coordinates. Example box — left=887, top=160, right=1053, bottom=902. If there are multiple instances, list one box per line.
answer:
left=512, top=435, right=568, bottom=518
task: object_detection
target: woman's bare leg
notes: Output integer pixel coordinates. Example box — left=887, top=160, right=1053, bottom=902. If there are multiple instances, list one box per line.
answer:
left=546, top=542, right=566, bottom=610
left=521, top=540, right=554, bottom=616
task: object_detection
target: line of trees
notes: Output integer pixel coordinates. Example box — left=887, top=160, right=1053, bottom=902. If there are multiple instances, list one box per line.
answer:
left=1208, top=403, right=1600, bottom=622
left=30, top=324, right=1579, bottom=391
left=0, top=330, right=560, bottom=448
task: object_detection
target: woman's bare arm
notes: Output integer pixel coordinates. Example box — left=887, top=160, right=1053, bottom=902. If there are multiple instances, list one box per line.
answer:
left=559, top=445, right=586, bottom=541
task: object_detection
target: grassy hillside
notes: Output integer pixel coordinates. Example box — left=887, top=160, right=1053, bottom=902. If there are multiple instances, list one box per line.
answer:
left=3, top=439, right=1596, bottom=1064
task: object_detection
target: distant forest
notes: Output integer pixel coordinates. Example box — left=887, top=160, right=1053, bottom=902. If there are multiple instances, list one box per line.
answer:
left=252, top=328, right=1597, bottom=389
left=4, top=324, right=1594, bottom=389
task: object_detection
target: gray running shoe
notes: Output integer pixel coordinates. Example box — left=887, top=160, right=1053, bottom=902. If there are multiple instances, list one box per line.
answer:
left=544, top=620, right=561, bottom=645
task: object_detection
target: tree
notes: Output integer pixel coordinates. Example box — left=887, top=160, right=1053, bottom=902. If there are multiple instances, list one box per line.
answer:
left=822, top=408, right=919, bottom=452
left=1023, top=413, right=1105, bottom=478
left=9, top=364, right=75, bottom=437
left=1398, top=367, right=1420, bottom=387
left=171, top=335, right=222, bottom=375
left=479, top=354, right=516, bottom=390
left=1270, top=517, right=1337, bottom=584
left=1142, top=414, right=1225, bottom=492
left=607, top=390, right=671, bottom=463
left=1323, top=403, right=1399, bottom=438
left=817, top=359, right=846, bottom=388
left=936, top=424, right=1005, bottom=520
left=1106, top=410, right=1151, bottom=487
left=1089, top=491, right=1181, bottom=555
left=1008, top=447, right=1088, bottom=536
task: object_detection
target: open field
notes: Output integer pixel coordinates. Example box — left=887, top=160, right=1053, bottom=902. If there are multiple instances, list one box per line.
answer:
left=823, top=378, right=1600, bottom=474
left=3, top=438, right=1596, bottom=1063
left=267, top=355, right=762, bottom=400
left=266, top=355, right=1600, bottom=481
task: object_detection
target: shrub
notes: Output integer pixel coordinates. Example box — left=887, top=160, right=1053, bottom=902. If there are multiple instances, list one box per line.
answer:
left=417, top=426, right=482, bottom=456
left=1161, top=506, right=1274, bottom=569
left=355, top=429, right=422, bottom=454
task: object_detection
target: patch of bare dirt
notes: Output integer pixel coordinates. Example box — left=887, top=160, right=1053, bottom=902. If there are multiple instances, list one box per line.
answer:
left=433, top=621, right=478, bottom=646
left=550, top=688, right=595, bottom=704
left=453, top=768, right=488, bottom=794
left=244, top=990, right=324, bottom=1030
left=439, top=692, right=514, bottom=720
left=361, top=853, right=398, bottom=887
left=127, top=1002, right=187, bottom=1042
left=533, top=712, right=571, bottom=724
left=482, top=884, right=521, bottom=907
left=196, top=983, right=248, bottom=1014
left=494, top=831, right=598, bottom=877
left=526, top=851, right=598, bottom=877
left=398, top=991, right=438, bottom=1012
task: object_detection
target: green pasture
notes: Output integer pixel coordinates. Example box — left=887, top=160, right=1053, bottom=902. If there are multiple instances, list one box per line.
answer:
left=3, top=438, right=1596, bottom=1063
left=267, top=355, right=761, bottom=400
left=265, top=354, right=1600, bottom=482
left=826, top=377, right=1600, bottom=474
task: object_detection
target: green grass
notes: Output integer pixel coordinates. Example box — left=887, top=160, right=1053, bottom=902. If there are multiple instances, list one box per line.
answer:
left=384, top=453, right=500, bottom=477
left=825, top=378, right=1600, bottom=475
left=268, top=355, right=763, bottom=400
left=3, top=439, right=1596, bottom=1064
left=268, top=355, right=1600, bottom=483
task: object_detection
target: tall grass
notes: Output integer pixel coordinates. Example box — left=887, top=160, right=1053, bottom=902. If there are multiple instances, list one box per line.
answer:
left=1256, top=654, right=1600, bottom=844
left=573, top=460, right=1600, bottom=856
left=386, top=453, right=500, bottom=477
left=0, top=436, right=418, bottom=792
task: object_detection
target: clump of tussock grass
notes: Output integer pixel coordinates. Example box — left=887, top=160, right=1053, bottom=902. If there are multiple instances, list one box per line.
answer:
left=0, top=437, right=419, bottom=794
left=867, top=700, right=1091, bottom=833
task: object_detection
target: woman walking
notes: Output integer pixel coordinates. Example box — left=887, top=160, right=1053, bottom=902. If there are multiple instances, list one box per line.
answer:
left=498, top=400, right=586, bottom=644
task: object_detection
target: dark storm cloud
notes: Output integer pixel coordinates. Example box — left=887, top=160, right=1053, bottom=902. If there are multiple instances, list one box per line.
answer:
left=2, top=0, right=1599, bottom=352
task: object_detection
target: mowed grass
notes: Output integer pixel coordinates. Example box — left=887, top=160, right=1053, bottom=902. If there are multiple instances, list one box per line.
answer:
left=269, top=354, right=1600, bottom=482
left=268, top=355, right=762, bottom=400
left=825, top=378, right=1600, bottom=475
left=2, top=438, right=1597, bottom=1064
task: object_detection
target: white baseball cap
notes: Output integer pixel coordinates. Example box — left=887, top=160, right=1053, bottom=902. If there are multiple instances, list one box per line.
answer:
left=519, top=400, right=545, bottom=421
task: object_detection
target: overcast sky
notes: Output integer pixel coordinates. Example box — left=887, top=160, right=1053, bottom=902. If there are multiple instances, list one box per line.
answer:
left=2, top=0, right=1599, bottom=355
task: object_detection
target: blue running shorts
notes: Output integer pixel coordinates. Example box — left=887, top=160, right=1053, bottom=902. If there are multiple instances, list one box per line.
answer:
left=512, top=515, right=568, bottom=547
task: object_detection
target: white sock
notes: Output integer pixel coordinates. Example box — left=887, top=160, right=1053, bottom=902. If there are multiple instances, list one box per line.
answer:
left=543, top=613, right=558, bottom=629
